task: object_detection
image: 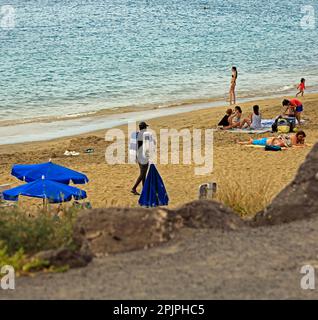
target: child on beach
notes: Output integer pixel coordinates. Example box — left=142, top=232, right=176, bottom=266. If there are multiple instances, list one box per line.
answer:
left=218, top=108, right=233, bottom=127
left=296, top=78, right=306, bottom=97
left=221, top=106, right=242, bottom=130
left=239, top=105, right=262, bottom=129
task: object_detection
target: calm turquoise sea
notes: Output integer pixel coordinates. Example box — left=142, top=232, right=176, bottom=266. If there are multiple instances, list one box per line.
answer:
left=1, top=0, right=318, bottom=121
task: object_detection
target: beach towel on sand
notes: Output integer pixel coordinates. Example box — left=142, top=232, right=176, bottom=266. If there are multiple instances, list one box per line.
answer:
left=226, top=128, right=271, bottom=134
left=261, top=118, right=305, bottom=127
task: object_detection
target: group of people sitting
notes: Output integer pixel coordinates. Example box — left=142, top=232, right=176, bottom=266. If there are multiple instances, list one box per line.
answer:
left=218, top=97, right=305, bottom=131
left=218, top=105, right=262, bottom=130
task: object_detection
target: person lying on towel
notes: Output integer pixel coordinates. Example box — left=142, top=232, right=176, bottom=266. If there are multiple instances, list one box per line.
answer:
left=238, top=131, right=307, bottom=147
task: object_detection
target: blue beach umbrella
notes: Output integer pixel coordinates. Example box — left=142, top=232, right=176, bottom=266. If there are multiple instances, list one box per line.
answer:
left=139, top=164, right=169, bottom=207
left=11, top=161, right=89, bottom=185
left=3, top=178, right=87, bottom=204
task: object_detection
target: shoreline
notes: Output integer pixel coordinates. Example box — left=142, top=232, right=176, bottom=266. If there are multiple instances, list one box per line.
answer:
left=1, top=90, right=318, bottom=146
left=2, top=80, right=318, bottom=127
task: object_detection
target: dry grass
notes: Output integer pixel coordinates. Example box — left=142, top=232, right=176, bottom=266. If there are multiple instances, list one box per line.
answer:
left=216, top=175, right=274, bottom=217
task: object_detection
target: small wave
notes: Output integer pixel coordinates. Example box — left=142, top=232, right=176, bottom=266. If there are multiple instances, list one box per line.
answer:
left=278, top=85, right=295, bottom=92
left=60, top=111, right=97, bottom=119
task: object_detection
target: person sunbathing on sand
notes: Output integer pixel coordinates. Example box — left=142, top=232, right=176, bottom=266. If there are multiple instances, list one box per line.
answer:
left=289, top=130, right=306, bottom=146
left=238, top=137, right=285, bottom=147
left=221, top=106, right=242, bottom=130
left=238, top=131, right=307, bottom=147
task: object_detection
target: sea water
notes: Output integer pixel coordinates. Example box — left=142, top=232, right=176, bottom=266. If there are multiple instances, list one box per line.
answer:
left=0, top=0, right=318, bottom=123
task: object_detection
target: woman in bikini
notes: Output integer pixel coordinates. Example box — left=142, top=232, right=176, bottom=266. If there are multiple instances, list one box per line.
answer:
left=229, top=66, right=238, bottom=105
left=238, top=131, right=307, bottom=147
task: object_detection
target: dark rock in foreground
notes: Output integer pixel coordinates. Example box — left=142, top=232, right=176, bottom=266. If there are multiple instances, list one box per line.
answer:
left=73, top=207, right=183, bottom=256
left=173, top=200, right=245, bottom=230
left=253, top=142, right=318, bottom=226
left=34, top=248, right=93, bottom=269
left=72, top=200, right=244, bottom=258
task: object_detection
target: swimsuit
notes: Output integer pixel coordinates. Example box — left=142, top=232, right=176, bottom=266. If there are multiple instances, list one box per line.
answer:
left=232, top=116, right=241, bottom=124
left=252, top=138, right=268, bottom=146
left=296, top=105, right=303, bottom=112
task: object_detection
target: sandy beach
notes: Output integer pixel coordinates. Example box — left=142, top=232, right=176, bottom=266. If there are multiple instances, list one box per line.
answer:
left=1, top=93, right=317, bottom=216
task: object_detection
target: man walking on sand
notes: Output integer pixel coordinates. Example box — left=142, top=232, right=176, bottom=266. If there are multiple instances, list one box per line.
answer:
left=131, top=121, right=151, bottom=195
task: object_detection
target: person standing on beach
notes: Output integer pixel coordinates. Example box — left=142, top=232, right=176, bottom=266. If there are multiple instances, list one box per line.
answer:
left=131, top=121, right=151, bottom=195
left=229, top=66, right=238, bottom=105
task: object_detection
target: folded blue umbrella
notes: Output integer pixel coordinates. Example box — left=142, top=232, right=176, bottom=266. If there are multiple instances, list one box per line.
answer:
left=11, top=161, right=89, bottom=184
left=3, top=178, right=87, bottom=203
left=139, top=164, right=169, bottom=207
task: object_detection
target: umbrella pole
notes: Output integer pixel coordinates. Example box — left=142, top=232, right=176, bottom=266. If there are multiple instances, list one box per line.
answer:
left=43, top=198, right=48, bottom=212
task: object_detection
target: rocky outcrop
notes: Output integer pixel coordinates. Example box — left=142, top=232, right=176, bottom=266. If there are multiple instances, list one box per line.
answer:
left=173, top=200, right=245, bottom=230
left=72, top=199, right=246, bottom=258
left=73, top=207, right=183, bottom=256
left=34, top=247, right=93, bottom=269
left=252, top=142, right=318, bottom=226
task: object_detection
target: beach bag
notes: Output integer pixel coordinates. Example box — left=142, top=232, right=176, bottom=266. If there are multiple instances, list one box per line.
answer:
left=265, top=145, right=282, bottom=151
left=277, top=118, right=290, bottom=134
left=285, top=117, right=296, bottom=132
